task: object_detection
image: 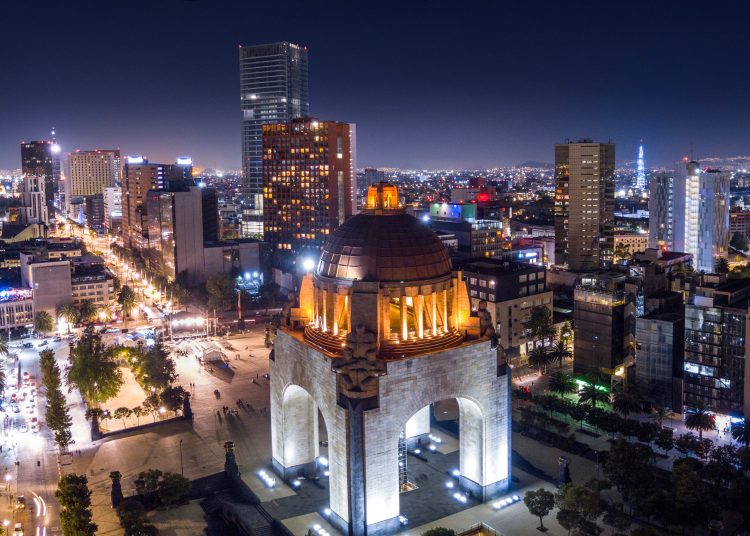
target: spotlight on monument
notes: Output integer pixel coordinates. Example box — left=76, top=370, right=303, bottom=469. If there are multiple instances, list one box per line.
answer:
left=317, top=456, right=329, bottom=467
left=451, top=469, right=460, bottom=477
left=302, top=258, right=316, bottom=272
left=292, top=479, right=301, bottom=488
left=413, top=448, right=421, bottom=454
left=323, top=507, right=332, bottom=516
left=399, top=515, right=409, bottom=525
left=445, top=481, right=454, bottom=489
left=453, top=492, right=467, bottom=503
left=428, top=444, right=437, bottom=452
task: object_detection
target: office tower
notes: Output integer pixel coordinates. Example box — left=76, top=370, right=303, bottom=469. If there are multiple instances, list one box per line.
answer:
left=684, top=277, right=750, bottom=421
left=636, top=143, right=646, bottom=190
left=648, top=172, right=675, bottom=249
left=66, top=149, right=120, bottom=197
left=636, top=306, right=684, bottom=411
left=262, top=118, right=355, bottom=253
left=554, top=140, right=615, bottom=271
left=122, top=156, right=167, bottom=249
left=103, top=186, right=122, bottom=232
left=360, top=167, right=385, bottom=192
left=20, top=175, right=49, bottom=225
left=169, top=157, right=194, bottom=189
left=146, top=186, right=205, bottom=281
left=239, top=42, right=309, bottom=236
left=21, top=139, right=60, bottom=217
left=84, top=194, right=105, bottom=232
left=573, top=273, right=633, bottom=377
left=201, top=187, right=220, bottom=242
left=683, top=162, right=729, bottom=272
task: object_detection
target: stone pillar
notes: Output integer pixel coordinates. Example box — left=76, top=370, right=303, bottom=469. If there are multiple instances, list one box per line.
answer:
left=347, top=400, right=367, bottom=536
left=313, top=286, right=319, bottom=327
left=432, top=292, right=438, bottom=336
left=443, top=290, right=449, bottom=332
left=109, top=471, right=123, bottom=508
left=400, top=297, right=408, bottom=340
left=416, top=295, right=424, bottom=338
left=322, top=289, right=328, bottom=332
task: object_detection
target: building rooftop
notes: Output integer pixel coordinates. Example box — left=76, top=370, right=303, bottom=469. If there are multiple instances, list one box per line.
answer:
left=457, top=257, right=543, bottom=276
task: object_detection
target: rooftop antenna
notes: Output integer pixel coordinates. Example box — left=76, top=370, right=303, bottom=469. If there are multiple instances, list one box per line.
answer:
left=51, top=126, right=57, bottom=141
left=689, top=142, right=694, bottom=161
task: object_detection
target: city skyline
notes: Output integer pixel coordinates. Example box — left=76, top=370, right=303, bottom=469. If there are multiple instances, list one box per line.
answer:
left=2, top=2, right=750, bottom=170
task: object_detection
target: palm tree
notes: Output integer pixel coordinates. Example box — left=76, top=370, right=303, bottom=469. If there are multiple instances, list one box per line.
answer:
left=611, top=383, right=643, bottom=417
left=34, top=311, right=54, bottom=335
left=684, top=401, right=716, bottom=439
left=56, top=303, right=79, bottom=334
left=715, top=257, right=730, bottom=275
left=548, top=371, right=577, bottom=398
left=0, top=336, right=8, bottom=359
left=731, top=420, right=750, bottom=447
left=77, top=300, right=97, bottom=325
left=118, top=285, right=137, bottom=327
left=527, top=345, right=551, bottom=374
left=578, top=383, right=609, bottom=409
left=651, top=405, right=670, bottom=430
left=549, top=339, right=572, bottom=368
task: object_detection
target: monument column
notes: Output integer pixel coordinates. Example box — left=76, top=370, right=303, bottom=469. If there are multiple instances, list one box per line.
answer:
left=443, top=290, right=449, bottom=332
left=432, top=291, right=438, bottom=336
left=416, top=294, right=424, bottom=338
left=400, top=296, right=408, bottom=340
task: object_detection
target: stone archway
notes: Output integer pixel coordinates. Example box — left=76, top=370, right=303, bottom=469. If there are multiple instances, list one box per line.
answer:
left=273, top=384, right=321, bottom=478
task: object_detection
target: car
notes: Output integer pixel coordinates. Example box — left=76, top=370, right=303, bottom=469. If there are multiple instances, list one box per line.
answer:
left=38, top=340, right=48, bottom=347
left=19, top=423, right=27, bottom=433
left=53, top=336, right=62, bottom=342
left=21, top=342, right=33, bottom=349
left=15, top=495, right=25, bottom=509
left=11, top=403, right=19, bottom=413
left=13, top=522, right=22, bottom=535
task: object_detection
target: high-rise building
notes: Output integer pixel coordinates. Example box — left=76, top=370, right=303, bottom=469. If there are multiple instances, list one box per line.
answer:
left=682, top=161, right=729, bottom=272
left=262, top=118, right=355, bottom=253
left=684, top=276, right=750, bottom=422
left=554, top=140, right=615, bottom=271
left=636, top=142, right=646, bottom=190
left=84, top=194, right=105, bottom=232
left=648, top=171, right=675, bottom=250
left=20, top=175, right=49, bottom=226
left=122, top=156, right=167, bottom=249
left=65, top=149, right=120, bottom=197
left=103, top=186, right=122, bottom=232
left=21, top=139, right=60, bottom=217
left=239, top=42, right=309, bottom=236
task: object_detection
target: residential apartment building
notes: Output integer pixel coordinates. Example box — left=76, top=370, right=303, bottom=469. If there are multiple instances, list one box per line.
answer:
left=554, top=140, right=615, bottom=271
left=459, top=258, right=552, bottom=360
left=683, top=162, right=729, bottom=272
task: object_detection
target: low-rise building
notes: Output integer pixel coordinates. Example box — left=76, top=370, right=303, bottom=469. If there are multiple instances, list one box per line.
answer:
left=459, top=258, right=552, bottom=361
left=614, top=232, right=649, bottom=260
left=0, top=288, right=34, bottom=332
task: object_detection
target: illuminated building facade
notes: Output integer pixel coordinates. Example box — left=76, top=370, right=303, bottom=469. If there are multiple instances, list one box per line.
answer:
left=648, top=171, right=676, bottom=250
left=21, top=139, right=60, bottom=216
left=103, top=186, right=122, bottom=231
left=636, top=143, right=646, bottom=190
left=554, top=140, right=615, bottom=271
left=682, top=161, right=729, bottom=272
left=66, top=149, right=120, bottom=197
left=684, top=278, right=750, bottom=422
left=573, top=272, right=633, bottom=377
left=122, top=157, right=166, bottom=249
left=270, top=184, right=511, bottom=535
left=262, top=118, right=355, bottom=253
left=240, top=42, right=309, bottom=236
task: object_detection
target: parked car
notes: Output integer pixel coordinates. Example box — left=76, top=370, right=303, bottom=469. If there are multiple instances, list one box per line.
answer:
left=15, top=495, right=25, bottom=509
left=38, top=340, right=47, bottom=347
left=14, top=521, right=23, bottom=535
left=21, top=342, right=33, bottom=349
left=53, top=336, right=62, bottom=342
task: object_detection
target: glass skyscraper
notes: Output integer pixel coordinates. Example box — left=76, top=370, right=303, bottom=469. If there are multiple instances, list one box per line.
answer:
left=239, top=42, right=309, bottom=236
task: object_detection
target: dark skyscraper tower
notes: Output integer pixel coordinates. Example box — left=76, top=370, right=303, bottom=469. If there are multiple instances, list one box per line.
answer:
left=554, top=140, right=615, bottom=271
left=21, top=138, right=61, bottom=217
left=239, top=42, right=309, bottom=236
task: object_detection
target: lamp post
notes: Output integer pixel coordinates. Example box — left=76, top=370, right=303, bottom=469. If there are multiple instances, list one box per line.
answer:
left=179, top=439, right=184, bottom=476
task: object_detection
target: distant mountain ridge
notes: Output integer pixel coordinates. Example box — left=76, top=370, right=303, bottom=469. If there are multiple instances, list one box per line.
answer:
left=517, top=160, right=553, bottom=169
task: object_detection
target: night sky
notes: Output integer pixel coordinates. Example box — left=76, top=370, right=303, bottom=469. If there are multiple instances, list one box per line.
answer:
left=2, top=1, right=748, bottom=170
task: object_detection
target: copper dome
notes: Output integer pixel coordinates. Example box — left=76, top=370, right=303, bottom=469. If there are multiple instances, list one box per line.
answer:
left=317, top=213, right=452, bottom=282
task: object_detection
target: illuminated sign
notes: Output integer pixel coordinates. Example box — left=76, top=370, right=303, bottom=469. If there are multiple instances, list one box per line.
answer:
left=0, top=288, right=32, bottom=303
left=176, top=157, right=192, bottom=166
left=127, top=155, right=144, bottom=164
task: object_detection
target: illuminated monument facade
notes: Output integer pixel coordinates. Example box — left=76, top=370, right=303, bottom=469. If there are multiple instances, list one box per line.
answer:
left=270, top=183, right=511, bottom=535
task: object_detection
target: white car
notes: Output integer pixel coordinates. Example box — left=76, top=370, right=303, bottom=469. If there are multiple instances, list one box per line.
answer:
left=19, top=424, right=28, bottom=433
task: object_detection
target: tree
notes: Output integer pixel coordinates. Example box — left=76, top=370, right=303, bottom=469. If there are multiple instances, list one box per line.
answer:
left=114, top=407, right=133, bottom=428
left=549, top=339, right=572, bottom=368
left=674, top=432, right=700, bottom=458
left=548, top=371, right=577, bottom=398
left=130, top=341, right=175, bottom=390
left=655, top=428, right=674, bottom=455
left=685, top=401, right=716, bottom=439
left=559, top=321, right=573, bottom=347
left=732, top=420, right=750, bottom=447
left=523, top=305, right=555, bottom=344
left=614, top=242, right=632, bottom=262
left=77, top=299, right=98, bottom=325
left=118, top=285, right=137, bottom=324
left=132, top=406, right=147, bottom=425
left=56, top=302, right=79, bottom=333
left=56, top=474, right=97, bottom=536
left=730, top=231, right=750, bottom=252
left=555, top=484, right=602, bottom=535
left=421, top=529, right=456, bottom=536
left=524, top=488, right=555, bottom=532
left=611, top=383, right=643, bottom=416
left=205, top=274, right=235, bottom=311
left=258, top=282, right=279, bottom=314
left=142, top=393, right=161, bottom=421
left=159, top=385, right=186, bottom=415
left=714, top=256, right=730, bottom=274
left=0, top=335, right=7, bottom=360
left=157, top=472, right=191, bottom=506
left=650, top=405, right=669, bottom=430
left=527, top=345, right=551, bottom=374
left=556, top=509, right=579, bottom=536
left=34, top=311, right=54, bottom=334
left=578, top=383, right=609, bottom=409
left=135, top=469, right=163, bottom=494
left=671, top=458, right=717, bottom=532
left=67, top=327, right=123, bottom=405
